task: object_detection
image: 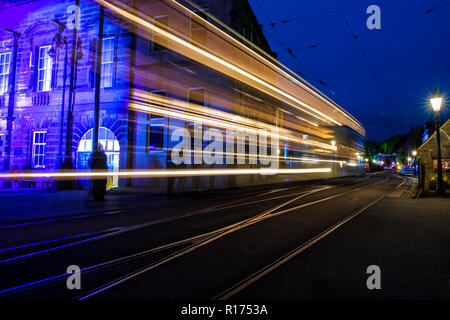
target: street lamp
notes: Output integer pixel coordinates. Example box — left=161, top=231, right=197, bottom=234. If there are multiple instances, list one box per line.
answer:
left=412, top=150, right=418, bottom=175
left=61, top=0, right=82, bottom=189
left=48, top=21, right=68, bottom=169
left=431, top=88, right=444, bottom=194
left=1, top=28, right=20, bottom=171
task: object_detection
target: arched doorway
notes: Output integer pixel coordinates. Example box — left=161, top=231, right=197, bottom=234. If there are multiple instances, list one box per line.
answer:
left=77, top=127, right=120, bottom=189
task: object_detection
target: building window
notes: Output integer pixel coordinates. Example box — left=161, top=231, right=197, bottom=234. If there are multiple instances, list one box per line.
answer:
left=148, top=90, right=166, bottom=119
left=32, top=131, right=47, bottom=168
left=0, top=52, right=11, bottom=94
left=150, top=16, right=168, bottom=52
left=188, top=87, right=206, bottom=107
left=148, top=125, right=165, bottom=152
left=37, top=46, right=52, bottom=92
left=101, top=37, right=115, bottom=88
left=190, top=8, right=208, bottom=45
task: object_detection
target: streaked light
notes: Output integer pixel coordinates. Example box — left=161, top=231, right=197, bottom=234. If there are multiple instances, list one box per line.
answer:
left=98, top=0, right=343, bottom=126
left=171, top=0, right=363, bottom=131
left=0, top=168, right=332, bottom=179
left=130, top=96, right=337, bottom=151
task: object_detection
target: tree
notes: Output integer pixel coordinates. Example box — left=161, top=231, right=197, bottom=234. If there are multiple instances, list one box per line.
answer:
left=363, top=139, right=380, bottom=160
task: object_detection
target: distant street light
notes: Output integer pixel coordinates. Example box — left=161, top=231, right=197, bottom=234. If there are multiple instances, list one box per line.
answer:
left=412, top=150, right=417, bottom=157
left=431, top=88, right=444, bottom=194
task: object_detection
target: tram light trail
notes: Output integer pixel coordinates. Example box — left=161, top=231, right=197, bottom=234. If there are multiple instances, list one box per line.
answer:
left=130, top=90, right=338, bottom=151
left=0, top=0, right=365, bottom=196
left=97, top=0, right=365, bottom=134
left=170, top=0, right=363, bottom=130
left=0, top=168, right=332, bottom=179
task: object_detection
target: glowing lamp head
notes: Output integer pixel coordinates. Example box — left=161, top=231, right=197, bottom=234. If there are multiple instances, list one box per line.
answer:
left=412, top=150, right=417, bottom=156
left=331, top=140, right=336, bottom=147
left=431, top=88, right=442, bottom=113
left=407, top=157, right=412, bottom=162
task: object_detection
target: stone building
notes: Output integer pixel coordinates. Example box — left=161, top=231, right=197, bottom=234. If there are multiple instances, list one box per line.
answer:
left=0, top=0, right=365, bottom=192
left=0, top=0, right=280, bottom=189
left=418, top=118, right=450, bottom=193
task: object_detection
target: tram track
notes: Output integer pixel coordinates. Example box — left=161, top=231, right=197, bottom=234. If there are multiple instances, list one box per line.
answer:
left=0, top=174, right=389, bottom=299
left=213, top=174, right=405, bottom=300
left=0, top=174, right=374, bottom=264
left=0, top=185, right=323, bottom=298
left=73, top=174, right=390, bottom=300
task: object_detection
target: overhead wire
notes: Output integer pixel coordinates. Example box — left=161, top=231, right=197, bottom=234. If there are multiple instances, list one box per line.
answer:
left=253, top=0, right=343, bottom=100
left=287, top=1, right=450, bottom=51
left=333, top=0, right=395, bottom=132
left=259, top=0, right=394, bottom=27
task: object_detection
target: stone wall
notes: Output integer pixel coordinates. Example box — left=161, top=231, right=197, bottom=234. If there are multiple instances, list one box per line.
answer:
left=418, top=118, right=450, bottom=193
left=0, top=0, right=132, bottom=175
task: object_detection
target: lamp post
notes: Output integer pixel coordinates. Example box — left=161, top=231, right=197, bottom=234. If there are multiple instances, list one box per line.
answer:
left=93, top=5, right=104, bottom=153
left=48, top=21, right=68, bottom=169
left=2, top=28, right=20, bottom=171
left=412, top=150, right=417, bottom=175
left=62, top=0, right=82, bottom=189
left=430, top=88, right=444, bottom=195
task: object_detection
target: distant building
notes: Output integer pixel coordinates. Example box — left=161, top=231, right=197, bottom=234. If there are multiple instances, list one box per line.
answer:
left=376, top=153, right=398, bottom=168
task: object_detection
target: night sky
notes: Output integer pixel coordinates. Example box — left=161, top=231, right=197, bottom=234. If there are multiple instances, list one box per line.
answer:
left=249, top=0, right=450, bottom=141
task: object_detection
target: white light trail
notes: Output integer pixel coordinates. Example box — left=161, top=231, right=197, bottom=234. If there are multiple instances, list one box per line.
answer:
left=0, top=168, right=332, bottom=179
left=98, top=0, right=342, bottom=126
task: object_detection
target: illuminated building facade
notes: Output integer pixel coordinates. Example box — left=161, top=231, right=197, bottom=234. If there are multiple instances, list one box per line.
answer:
left=0, top=0, right=365, bottom=191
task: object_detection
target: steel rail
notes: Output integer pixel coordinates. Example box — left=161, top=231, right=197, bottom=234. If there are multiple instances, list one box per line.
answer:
left=212, top=174, right=405, bottom=300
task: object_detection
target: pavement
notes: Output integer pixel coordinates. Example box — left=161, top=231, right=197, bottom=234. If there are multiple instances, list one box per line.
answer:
left=0, top=190, right=151, bottom=225
left=0, top=171, right=448, bottom=300
left=234, top=191, right=450, bottom=300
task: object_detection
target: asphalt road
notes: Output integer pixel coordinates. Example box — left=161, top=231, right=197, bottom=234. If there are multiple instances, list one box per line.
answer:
left=0, top=172, right=448, bottom=300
